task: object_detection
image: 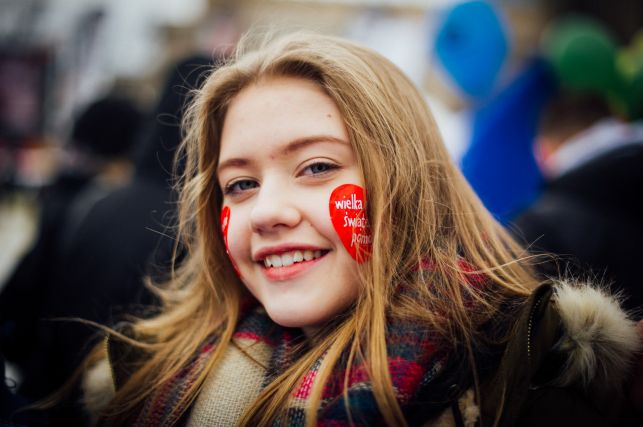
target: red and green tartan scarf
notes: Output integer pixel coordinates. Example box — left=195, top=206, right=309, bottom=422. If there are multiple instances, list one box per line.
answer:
left=131, top=308, right=460, bottom=427
left=131, top=262, right=489, bottom=426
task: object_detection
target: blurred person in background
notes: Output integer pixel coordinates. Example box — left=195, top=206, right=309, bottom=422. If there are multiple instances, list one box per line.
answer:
left=38, top=54, right=215, bottom=401
left=513, top=92, right=643, bottom=313
left=510, top=19, right=643, bottom=420
left=0, top=95, right=143, bottom=424
left=436, top=0, right=643, bottom=317
left=450, top=0, right=642, bottom=223
left=511, top=16, right=643, bottom=315
left=1, top=54, right=213, bottom=426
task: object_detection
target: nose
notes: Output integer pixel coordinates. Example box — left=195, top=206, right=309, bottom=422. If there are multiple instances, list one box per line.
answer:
left=250, top=180, right=302, bottom=233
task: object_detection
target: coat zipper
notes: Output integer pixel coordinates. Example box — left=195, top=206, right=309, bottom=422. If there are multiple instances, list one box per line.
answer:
left=526, top=294, right=545, bottom=362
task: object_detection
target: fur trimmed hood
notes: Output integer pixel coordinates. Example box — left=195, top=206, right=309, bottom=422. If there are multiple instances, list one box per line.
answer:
left=478, top=280, right=641, bottom=427
left=551, top=280, right=640, bottom=390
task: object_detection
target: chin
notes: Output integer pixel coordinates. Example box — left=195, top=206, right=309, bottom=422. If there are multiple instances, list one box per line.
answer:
left=265, top=308, right=321, bottom=330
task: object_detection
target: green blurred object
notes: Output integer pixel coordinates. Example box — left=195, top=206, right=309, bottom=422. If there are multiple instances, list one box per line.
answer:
left=542, top=16, right=643, bottom=120
left=542, top=16, right=618, bottom=94
left=616, top=30, right=643, bottom=119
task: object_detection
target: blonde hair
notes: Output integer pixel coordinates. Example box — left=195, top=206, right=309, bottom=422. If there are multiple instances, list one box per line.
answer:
left=95, top=32, right=538, bottom=426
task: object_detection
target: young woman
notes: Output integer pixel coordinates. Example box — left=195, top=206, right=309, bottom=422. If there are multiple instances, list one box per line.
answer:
left=83, top=33, right=641, bottom=427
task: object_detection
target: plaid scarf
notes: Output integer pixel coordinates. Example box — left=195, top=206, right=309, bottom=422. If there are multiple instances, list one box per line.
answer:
left=132, top=261, right=487, bottom=426
left=131, top=308, right=470, bottom=427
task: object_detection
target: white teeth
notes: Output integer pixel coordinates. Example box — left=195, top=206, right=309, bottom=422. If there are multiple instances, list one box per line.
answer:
left=270, top=254, right=283, bottom=268
left=262, top=249, right=324, bottom=268
left=281, top=253, right=294, bottom=267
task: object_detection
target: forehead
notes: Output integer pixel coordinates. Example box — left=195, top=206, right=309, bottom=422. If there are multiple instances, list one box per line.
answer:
left=219, top=76, right=349, bottom=161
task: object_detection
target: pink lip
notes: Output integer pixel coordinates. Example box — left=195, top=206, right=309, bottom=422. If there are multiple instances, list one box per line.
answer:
left=260, top=254, right=327, bottom=282
left=253, top=243, right=327, bottom=262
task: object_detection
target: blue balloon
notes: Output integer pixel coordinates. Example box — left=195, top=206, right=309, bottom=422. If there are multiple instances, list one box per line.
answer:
left=434, top=1, right=508, bottom=99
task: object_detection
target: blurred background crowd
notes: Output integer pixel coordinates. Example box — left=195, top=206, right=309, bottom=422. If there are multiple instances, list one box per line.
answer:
left=0, top=0, right=642, bottom=425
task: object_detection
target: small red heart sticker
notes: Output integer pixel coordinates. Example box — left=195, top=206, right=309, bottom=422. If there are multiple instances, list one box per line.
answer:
left=221, top=206, right=230, bottom=240
left=220, top=206, right=241, bottom=276
left=329, top=184, right=371, bottom=263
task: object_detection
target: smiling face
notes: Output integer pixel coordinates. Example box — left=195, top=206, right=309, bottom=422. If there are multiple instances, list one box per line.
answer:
left=217, top=76, right=364, bottom=334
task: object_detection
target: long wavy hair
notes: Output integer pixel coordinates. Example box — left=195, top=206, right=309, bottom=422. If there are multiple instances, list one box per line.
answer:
left=93, top=32, right=539, bottom=426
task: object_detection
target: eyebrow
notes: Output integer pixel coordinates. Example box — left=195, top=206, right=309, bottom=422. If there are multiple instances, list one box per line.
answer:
left=217, top=135, right=349, bottom=174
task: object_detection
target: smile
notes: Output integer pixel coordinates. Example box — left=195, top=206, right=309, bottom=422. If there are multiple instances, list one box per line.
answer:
left=262, top=249, right=325, bottom=268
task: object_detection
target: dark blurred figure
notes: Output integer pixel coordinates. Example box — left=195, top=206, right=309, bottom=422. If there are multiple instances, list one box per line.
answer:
left=45, top=55, right=214, bottom=391
left=0, top=96, right=143, bottom=423
left=0, top=55, right=213, bottom=425
left=0, top=95, right=142, bottom=367
left=511, top=4, right=643, bottom=317
left=513, top=93, right=643, bottom=313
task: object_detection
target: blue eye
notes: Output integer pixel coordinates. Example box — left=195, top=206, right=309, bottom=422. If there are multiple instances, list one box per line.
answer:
left=224, top=179, right=258, bottom=195
left=303, top=162, right=338, bottom=176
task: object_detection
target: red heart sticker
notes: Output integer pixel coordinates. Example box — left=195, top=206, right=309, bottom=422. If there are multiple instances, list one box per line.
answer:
left=329, top=184, right=371, bottom=263
left=220, top=206, right=241, bottom=276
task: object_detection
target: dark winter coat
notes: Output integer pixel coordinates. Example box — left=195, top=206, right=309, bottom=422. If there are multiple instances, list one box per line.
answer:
left=513, top=143, right=643, bottom=313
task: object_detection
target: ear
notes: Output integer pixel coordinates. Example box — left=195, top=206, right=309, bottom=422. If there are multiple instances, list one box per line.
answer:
left=533, top=136, right=558, bottom=177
